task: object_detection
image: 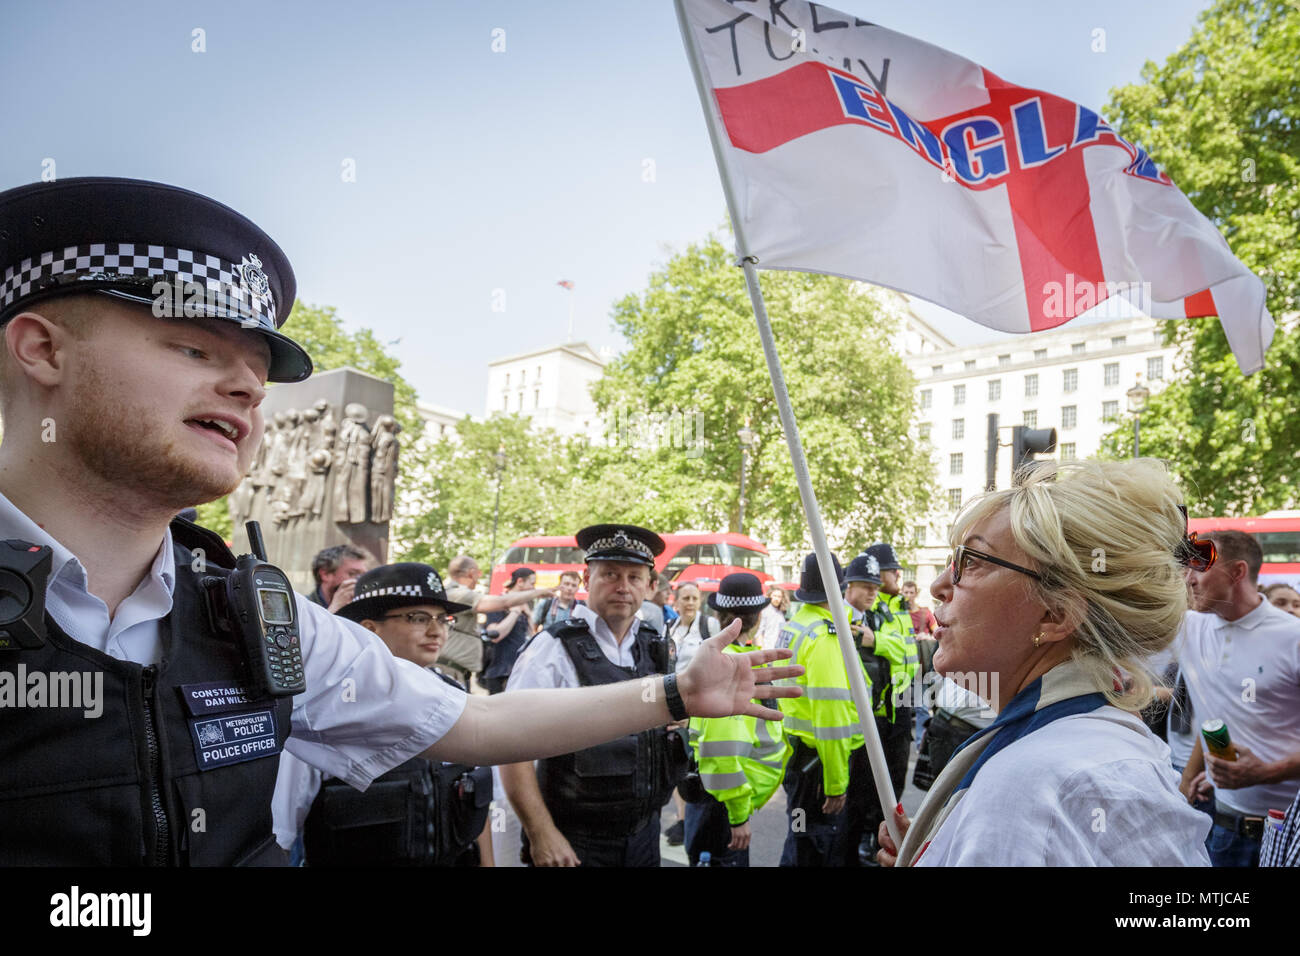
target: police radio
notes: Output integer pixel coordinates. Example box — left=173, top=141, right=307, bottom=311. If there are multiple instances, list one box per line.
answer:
left=202, top=521, right=304, bottom=697
left=0, top=539, right=53, bottom=650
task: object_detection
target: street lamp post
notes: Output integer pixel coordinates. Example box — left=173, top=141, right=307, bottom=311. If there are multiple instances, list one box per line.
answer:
left=737, top=424, right=756, bottom=534
left=1126, top=374, right=1149, bottom=458
left=489, top=447, right=507, bottom=578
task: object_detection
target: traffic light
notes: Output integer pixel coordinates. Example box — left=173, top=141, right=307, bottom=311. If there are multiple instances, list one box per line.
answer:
left=1010, top=425, right=1058, bottom=482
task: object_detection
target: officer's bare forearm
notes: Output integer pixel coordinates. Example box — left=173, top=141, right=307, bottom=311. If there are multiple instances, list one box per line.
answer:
left=500, top=761, right=559, bottom=840
left=425, top=680, right=672, bottom=766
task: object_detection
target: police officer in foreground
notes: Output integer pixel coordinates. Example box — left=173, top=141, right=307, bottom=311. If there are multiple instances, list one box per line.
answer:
left=272, top=563, right=495, bottom=865
left=0, top=177, right=801, bottom=865
left=501, top=524, right=689, bottom=867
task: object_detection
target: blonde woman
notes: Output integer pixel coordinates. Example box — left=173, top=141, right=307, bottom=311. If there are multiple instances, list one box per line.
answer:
left=878, top=459, right=1213, bottom=866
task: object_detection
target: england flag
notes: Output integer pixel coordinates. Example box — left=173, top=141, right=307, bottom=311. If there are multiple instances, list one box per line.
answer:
left=677, top=0, right=1274, bottom=373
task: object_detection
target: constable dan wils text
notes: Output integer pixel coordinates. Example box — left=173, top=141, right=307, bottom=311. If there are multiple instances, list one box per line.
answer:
left=0, top=665, right=102, bottom=718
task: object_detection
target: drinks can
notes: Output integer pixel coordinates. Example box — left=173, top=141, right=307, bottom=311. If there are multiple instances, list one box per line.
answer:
left=1201, top=718, right=1239, bottom=761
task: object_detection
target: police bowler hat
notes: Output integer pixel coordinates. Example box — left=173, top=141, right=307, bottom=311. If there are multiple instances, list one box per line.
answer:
left=0, top=177, right=312, bottom=382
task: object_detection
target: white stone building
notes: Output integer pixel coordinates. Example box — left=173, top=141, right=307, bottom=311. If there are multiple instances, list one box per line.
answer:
left=485, top=342, right=605, bottom=439
left=903, top=314, right=1178, bottom=593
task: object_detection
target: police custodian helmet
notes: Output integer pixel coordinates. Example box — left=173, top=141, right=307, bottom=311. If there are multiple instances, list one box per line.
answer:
left=0, top=177, right=312, bottom=382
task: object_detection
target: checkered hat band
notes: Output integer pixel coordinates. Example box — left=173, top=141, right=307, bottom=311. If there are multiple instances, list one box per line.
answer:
left=713, top=593, right=768, bottom=609
left=0, top=242, right=276, bottom=327
left=353, top=584, right=425, bottom=601
left=586, top=536, right=652, bottom=558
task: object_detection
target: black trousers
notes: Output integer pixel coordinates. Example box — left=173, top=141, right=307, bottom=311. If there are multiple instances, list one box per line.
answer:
left=858, top=708, right=914, bottom=864
left=780, top=737, right=870, bottom=867
left=522, top=814, right=660, bottom=867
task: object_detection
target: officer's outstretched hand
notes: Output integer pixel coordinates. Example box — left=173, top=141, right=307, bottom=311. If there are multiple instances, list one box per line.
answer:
left=678, top=619, right=803, bottom=721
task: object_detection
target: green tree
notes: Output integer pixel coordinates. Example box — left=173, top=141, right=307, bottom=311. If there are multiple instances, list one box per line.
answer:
left=590, top=233, right=936, bottom=553
left=1096, top=0, right=1300, bottom=514
left=394, top=414, right=592, bottom=573
left=197, top=301, right=429, bottom=537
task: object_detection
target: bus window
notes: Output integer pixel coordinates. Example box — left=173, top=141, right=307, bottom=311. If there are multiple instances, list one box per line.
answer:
left=1257, top=532, right=1300, bottom=563
left=696, top=544, right=723, bottom=565
left=557, top=546, right=585, bottom=564
left=723, top=544, right=769, bottom=572
left=502, top=547, right=526, bottom=564
left=663, top=544, right=697, bottom=579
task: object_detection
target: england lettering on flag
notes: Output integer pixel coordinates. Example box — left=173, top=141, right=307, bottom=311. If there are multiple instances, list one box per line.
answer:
left=677, top=0, right=1274, bottom=373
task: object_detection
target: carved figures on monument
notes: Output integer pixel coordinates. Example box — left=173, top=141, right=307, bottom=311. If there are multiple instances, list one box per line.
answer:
left=368, top=415, right=402, bottom=524
left=333, top=403, right=372, bottom=525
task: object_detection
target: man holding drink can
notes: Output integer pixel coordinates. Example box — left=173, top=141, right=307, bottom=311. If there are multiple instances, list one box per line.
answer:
left=1177, top=530, right=1300, bottom=867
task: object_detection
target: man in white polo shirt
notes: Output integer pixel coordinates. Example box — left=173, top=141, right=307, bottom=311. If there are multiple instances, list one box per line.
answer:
left=1177, top=530, right=1300, bottom=867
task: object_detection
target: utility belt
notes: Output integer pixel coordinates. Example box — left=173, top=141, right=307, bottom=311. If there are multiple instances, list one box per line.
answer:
left=1214, top=805, right=1267, bottom=841
left=304, top=759, right=492, bottom=866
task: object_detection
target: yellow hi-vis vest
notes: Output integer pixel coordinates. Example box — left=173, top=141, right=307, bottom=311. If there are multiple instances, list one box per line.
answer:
left=688, top=643, right=789, bottom=825
left=870, top=591, right=920, bottom=705
left=776, top=603, right=869, bottom=798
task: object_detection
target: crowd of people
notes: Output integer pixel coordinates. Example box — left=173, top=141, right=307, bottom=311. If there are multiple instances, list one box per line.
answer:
left=283, top=468, right=1300, bottom=868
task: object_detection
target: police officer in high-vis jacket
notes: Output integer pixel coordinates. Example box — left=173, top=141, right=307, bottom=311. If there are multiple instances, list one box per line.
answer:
left=0, top=178, right=802, bottom=865
left=501, top=523, right=688, bottom=867
left=777, top=551, right=876, bottom=867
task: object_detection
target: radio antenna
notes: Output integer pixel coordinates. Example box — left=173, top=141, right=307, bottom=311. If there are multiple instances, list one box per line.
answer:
left=245, top=521, right=268, bottom=562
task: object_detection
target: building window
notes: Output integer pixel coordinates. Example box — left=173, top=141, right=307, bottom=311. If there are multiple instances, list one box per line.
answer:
left=1063, top=368, right=1078, bottom=392
left=534, top=389, right=540, bottom=408
left=1111, top=335, right=1127, bottom=348
left=953, top=384, right=966, bottom=405
left=1025, top=373, right=1039, bottom=397
left=998, top=353, right=1011, bottom=367
left=537, top=365, right=542, bottom=380
left=503, top=394, right=509, bottom=411
left=914, top=525, right=926, bottom=545
left=1072, top=342, right=1086, bottom=354
left=988, top=379, right=1002, bottom=401
left=918, top=422, right=932, bottom=441
left=1104, top=362, right=1119, bottom=386
left=950, top=453, right=963, bottom=475
left=1023, top=409, right=1038, bottom=428
left=932, top=364, right=943, bottom=376
left=948, top=488, right=963, bottom=510
left=1061, top=442, right=1077, bottom=461
left=1034, top=348, right=1047, bottom=360
left=1148, top=356, right=1164, bottom=380
left=964, top=359, right=976, bottom=370
left=1102, top=400, right=1119, bottom=421
left=952, top=418, right=965, bottom=440
left=1062, top=405, right=1077, bottom=429
left=920, top=389, right=932, bottom=410
left=505, top=373, right=510, bottom=388
left=520, top=369, right=526, bottom=385
left=517, top=393, right=523, bottom=411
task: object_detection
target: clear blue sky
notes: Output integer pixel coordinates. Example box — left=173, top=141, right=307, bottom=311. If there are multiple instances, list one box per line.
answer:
left=2, top=0, right=1213, bottom=416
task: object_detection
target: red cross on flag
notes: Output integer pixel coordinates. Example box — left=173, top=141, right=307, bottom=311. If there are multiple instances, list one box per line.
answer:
left=678, top=0, right=1274, bottom=373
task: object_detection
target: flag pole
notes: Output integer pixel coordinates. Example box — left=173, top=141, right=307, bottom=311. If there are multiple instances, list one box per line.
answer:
left=674, top=0, right=901, bottom=850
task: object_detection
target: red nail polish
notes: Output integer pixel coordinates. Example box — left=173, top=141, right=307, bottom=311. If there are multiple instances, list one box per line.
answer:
left=895, top=803, right=904, bottom=815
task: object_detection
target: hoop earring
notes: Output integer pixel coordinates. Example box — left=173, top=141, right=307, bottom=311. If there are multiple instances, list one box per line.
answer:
left=1033, top=630, right=1042, bottom=648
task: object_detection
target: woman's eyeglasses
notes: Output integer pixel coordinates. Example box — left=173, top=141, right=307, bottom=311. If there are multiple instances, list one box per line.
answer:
left=948, top=545, right=1042, bottom=585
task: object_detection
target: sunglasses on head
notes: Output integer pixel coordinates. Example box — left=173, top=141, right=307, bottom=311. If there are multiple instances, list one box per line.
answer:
left=1176, top=505, right=1217, bottom=572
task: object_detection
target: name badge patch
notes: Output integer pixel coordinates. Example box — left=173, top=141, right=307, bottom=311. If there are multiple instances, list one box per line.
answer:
left=189, top=709, right=280, bottom=771
left=179, top=680, right=258, bottom=716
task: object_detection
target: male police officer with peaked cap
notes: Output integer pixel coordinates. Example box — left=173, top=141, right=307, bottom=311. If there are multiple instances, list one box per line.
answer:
left=502, top=523, right=692, bottom=867
left=0, top=178, right=802, bottom=865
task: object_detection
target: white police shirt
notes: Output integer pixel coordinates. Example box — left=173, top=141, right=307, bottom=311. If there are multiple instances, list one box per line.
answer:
left=0, top=492, right=467, bottom=791
left=1172, top=600, right=1300, bottom=816
left=916, top=707, right=1211, bottom=866
left=505, top=602, right=636, bottom=691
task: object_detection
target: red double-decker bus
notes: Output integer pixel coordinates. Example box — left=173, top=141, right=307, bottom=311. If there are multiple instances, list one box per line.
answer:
left=1187, top=513, right=1300, bottom=585
left=487, top=531, right=774, bottom=597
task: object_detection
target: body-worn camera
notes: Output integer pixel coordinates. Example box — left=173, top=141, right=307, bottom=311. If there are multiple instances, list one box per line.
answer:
left=202, top=521, right=305, bottom=698
left=0, top=539, right=53, bottom=650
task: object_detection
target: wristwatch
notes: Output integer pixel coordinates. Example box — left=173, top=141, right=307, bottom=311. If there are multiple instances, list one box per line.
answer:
left=663, top=672, right=688, bottom=721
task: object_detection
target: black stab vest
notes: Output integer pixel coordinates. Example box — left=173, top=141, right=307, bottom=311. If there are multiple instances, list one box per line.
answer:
left=535, top=618, right=685, bottom=837
left=0, top=518, right=293, bottom=865
left=301, top=670, right=492, bottom=866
